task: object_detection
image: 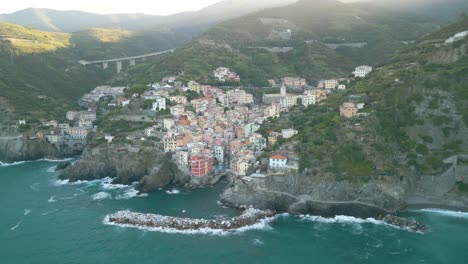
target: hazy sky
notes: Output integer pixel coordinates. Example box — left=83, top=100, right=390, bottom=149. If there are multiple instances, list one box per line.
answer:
left=0, top=0, right=224, bottom=15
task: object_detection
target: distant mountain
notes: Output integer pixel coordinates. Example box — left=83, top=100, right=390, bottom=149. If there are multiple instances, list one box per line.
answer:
left=0, top=0, right=298, bottom=33
left=129, top=0, right=438, bottom=85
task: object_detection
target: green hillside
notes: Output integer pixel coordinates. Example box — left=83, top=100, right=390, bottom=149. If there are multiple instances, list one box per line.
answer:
left=262, top=15, right=468, bottom=178
left=0, top=22, right=70, bottom=54
left=129, top=0, right=437, bottom=85
left=0, top=23, right=187, bottom=121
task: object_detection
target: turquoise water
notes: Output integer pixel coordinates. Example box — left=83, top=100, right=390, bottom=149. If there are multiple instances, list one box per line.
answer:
left=1, top=160, right=468, bottom=264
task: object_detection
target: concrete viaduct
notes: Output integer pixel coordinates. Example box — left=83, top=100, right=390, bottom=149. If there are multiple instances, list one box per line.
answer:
left=78, top=49, right=175, bottom=73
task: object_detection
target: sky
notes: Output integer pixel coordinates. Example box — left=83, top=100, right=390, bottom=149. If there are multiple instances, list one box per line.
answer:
left=0, top=0, right=225, bottom=15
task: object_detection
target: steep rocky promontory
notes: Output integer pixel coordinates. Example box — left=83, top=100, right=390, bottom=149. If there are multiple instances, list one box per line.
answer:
left=58, top=143, right=190, bottom=193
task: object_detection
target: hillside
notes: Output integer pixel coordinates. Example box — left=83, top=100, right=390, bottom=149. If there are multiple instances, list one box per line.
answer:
left=0, top=23, right=186, bottom=121
left=0, top=22, right=70, bottom=54
left=263, top=15, right=468, bottom=178
left=129, top=0, right=437, bottom=85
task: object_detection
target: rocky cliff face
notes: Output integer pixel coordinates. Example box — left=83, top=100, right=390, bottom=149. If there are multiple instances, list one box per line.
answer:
left=220, top=172, right=407, bottom=217
left=0, top=137, right=77, bottom=163
left=0, top=99, right=73, bottom=163
left=59, top=143, right=190, bottom=193
left=221, top=156, right=468, bottom=217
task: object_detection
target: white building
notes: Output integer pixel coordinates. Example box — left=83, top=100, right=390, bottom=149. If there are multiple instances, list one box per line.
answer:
left=325, top=79, right=338, bottom=89
left=152, top=96, right=167, bottom=111
left=299, top=94, right=316, bottom=107
left=175, top=150, right=189, bottom=167
left=215, top=145, right=224, bottom=162
left=353, top=65, right=373, bottom=78
left=269, top=155, right=288, bottom=169
left=163, top=119, right=175, bottom=130
left=281, top=129, right=298, bottom=139
left=162, top=134, right=177, bottom=152
left=338, top=84, right=346, bottom=90
left=445, top=31, right=468, bottom=44
left=170, top=105, right=185, bottom=117
left=104, top=134, right=114, bottom=143
left=213, top=67, right=229, bottom=82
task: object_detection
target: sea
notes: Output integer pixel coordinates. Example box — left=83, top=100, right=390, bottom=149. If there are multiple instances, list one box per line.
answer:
left=1, top=160, right=467, bottom=264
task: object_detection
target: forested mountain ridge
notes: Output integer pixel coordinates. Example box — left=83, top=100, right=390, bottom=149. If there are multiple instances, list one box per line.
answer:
left=129, top=0, right=439, bottom=86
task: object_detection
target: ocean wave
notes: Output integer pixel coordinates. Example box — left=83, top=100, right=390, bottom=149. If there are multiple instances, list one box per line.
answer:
left=11, top=220, right=22, bottom=231
left=0, top=158, right=74, bottom=168
left=48, top=196, right=57, bottom=203
left=92, top=192, right=112, bottom=200
left=40, top=158, right=74, bottom=162
left=101, top=179, right=129, bottom=190
left=417, top=209, right=468, bottom=219
left=102, top=215, right=276, bottom=236
left=115, top=188, right=148, bottom=200
left=52, top=177, right=108, bottom=187
left=297, top=214, right=386, bottom=225
left=165, top=189, right=180, bottom=195
left=24, top=209, right=31, bottom=216
left=0, top=161, right=26, bottom=167
left=47, top=166, right=57, bottom=173
left=41, top=210, right=59, bottom=216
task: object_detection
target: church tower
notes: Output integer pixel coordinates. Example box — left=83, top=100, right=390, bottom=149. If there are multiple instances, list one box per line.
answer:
left=280, top=84, right=286, bottom=96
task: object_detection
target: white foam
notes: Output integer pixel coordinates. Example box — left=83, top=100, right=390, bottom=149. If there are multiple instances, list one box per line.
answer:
left=47, top=166, right=57, bottom=172
left=11, top=220, right=22, bottom=231
left=102, top=215, right=276, bottom=236
left=101, top=179, right=129, bottom=190
left=41, top=210, right=58, bottom=216
left=217, top=200, right=229, bottom=209
left=298, top=214, right=386, bottom=225
left=165, top=189, right=180, bottom=195
left=253, top=238, right=265, bottom=246
left=0, top=158, right=74, bottom=168
left=48, top=196, right=56, bottom=203
left=24, top=209, right=31, bottom=216
left=417, top=208, right=468, bottom=219
left=40, top=158, right=74, bottom=162
left=92, top=192, right=112, bottom=200
left=0, top=161, right=26, bottom=167
left=115, top=188, right=148, bottom=200
left=52, top=179, right=70, bottom=186
left=59, top=196, right=76, bottom=200
left=53, top=177, right=110, bottom=187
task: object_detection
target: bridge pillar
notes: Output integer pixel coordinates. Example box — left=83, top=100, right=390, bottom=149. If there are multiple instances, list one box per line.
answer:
left=102, top=62, right=109, bottom=69
left=141, top=57, right=146, bottom=62
left=129, top=59, right=136, bottom=66
left=116, top=61, right=123, bottom=74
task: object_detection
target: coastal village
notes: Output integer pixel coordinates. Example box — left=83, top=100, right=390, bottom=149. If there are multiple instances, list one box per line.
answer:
left=18, top=65, right=373, bottom=180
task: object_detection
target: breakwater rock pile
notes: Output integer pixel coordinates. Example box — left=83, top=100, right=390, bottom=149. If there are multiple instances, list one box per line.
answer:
left=378, top=214, right=428, bottom=233
left=105, top=208, right=276, bottom=232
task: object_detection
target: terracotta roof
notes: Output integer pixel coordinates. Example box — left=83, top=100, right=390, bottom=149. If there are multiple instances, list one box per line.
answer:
left=270, top=155, right=287, bottom=160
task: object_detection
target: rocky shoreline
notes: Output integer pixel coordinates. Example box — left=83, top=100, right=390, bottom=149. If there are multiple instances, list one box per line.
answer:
left=105, top=208, right=277, bottom=232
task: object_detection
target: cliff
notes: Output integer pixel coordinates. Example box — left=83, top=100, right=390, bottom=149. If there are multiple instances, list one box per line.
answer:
left=58, top=143, right=191, bottom=193
left=220, top=172, right=405, bottom=218
left=0, top=99, right=75, bottom=163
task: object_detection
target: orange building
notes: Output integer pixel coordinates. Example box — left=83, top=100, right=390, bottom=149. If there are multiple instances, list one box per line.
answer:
left=191, top=155, right=213, bottom=177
